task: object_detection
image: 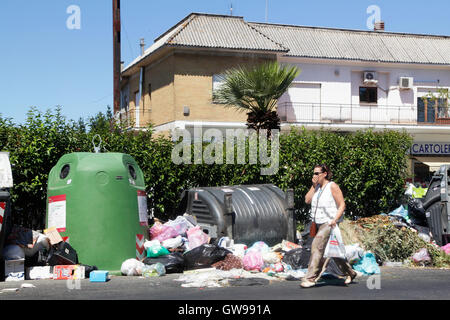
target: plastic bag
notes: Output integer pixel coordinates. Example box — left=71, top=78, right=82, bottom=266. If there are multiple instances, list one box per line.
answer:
left=352, top=252, right=380, bottom=275
left=147, top=243, right=170, bottom=258
left=142, top=263, right=166, bottom=277
left=186, top=226, right=210, bottom=250
left=230, top=244, right=247, bottom=258
left=23, top=233, right=50, bottom=257
left=324, top=226, right=346, bottom=259
left=183, top=244, right=231, bottom=270
left=442, top=243, right=450, bottom=255
left=404, top=183, right=414, bottom=196
left=262, top=251, right=281, bottom=264
left=282, top=248, right=308, bottom=270
left=217, top=237, right=233, bottom=248
left=164, top=216, right=195, bottom=236
left=388, top=205, right=411, bottom=224
left=161, top=235, right=183, bottom=249
left=144, top=240, right=160, bottom=250
left=246, top=241, right=270, bottom=255
left=281, top=240, right=300, bottom=252
left=344, top=244, right=364, bottom=264
left=150, top=223, right=179, bottom=242
left=144, top=252, right=186, bottom=274
left=242, top=251, right=264, bottom=271
left=121, top=259, right=145, bottom=276
left=412, top=248, right=431, bottom=264
left=2, top=245, right=25, bottom=260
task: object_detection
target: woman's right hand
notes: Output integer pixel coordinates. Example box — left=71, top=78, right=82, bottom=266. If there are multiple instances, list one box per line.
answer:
left=312, top=175, right=319, bottom=188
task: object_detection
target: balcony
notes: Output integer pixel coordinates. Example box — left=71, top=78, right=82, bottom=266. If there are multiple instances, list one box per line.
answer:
left=277, top=102, right=450, bottom=126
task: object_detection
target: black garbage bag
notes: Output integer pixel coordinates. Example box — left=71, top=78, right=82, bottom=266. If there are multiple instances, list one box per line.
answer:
left=408, top=198, right=428, bottom=226
left=47, top=242, right=78, bottom=266
left=282, top=248, right=309, bottom=270
left=183, top=244, right=231, bottom=270
left=282, top=238, right=345, bottom=278
left=80, top=264, right=98, bottom=278
left=143, top=252, right=186, bottom=274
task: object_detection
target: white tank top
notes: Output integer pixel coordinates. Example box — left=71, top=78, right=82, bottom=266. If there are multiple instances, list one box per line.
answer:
left=310, top=182, right=338, bottom=224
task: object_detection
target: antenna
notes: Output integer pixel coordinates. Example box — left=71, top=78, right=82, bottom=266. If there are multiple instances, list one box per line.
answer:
left=230, top=2, right=233, bottom=16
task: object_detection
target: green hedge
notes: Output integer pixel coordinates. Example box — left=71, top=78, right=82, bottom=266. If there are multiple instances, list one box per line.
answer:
left=0, top=108, right=412, bottom=229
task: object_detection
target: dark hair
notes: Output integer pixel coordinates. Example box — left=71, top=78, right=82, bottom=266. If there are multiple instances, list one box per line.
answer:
left=314, top=164, right=333, bottom=180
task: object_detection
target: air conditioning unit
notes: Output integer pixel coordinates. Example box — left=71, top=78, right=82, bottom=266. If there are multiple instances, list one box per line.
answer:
left=399, top=77, right=414, bottom=90
left=363, top=71, right=378, bottom=84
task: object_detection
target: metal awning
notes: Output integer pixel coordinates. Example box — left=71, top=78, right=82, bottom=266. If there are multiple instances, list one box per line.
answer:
left=414, top=156, right=450, bottom=171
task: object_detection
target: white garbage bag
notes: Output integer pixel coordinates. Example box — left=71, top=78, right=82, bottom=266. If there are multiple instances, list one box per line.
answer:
left=161, top=235, right=183, bottom=249
left=344, top=243, right=364, bottom=264
left=120, top=259, right=145, bottom=276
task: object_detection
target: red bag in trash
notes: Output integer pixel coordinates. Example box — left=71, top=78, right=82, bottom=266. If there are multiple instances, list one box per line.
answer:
left=150, top=223, right=178, bottom=242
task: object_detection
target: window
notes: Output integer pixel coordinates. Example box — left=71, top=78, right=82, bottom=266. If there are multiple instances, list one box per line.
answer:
left=359, top=87, right=377, bottom=104
left=120, top=84, right=129, bottom=111
left=418, top=97, right=449, bottom=123
left=212, top=74, right=224, bottom=91
left=212, top=74, right=225, bottom=104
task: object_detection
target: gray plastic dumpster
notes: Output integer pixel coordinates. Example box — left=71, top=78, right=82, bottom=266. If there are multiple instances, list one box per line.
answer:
left=422, top=165, right=450, bottom=246
left=179, top=184, right=296, bottom=246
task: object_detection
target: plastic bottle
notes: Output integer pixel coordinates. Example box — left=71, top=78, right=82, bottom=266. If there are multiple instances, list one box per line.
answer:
left=142, top=263, right=166, bottom=277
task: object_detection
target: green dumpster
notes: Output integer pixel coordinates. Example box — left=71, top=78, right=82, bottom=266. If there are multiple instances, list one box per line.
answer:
left=46, top=152, right=149, bottom=271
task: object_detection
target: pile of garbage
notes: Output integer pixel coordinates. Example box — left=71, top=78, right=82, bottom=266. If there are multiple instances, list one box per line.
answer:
left=121, top=214, right=307, bottom=285
left=1, top=225, right=100, bottom=282
left=342, top=204, right=450, bottom=269
left=120, top=214, right=381, bottom=287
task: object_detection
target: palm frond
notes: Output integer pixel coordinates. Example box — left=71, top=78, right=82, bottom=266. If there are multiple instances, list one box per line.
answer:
left=212, top=61, right=300, bottom=130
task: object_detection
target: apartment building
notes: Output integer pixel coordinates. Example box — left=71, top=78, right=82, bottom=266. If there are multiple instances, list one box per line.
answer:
left=120, top=13, right=450, bottom=183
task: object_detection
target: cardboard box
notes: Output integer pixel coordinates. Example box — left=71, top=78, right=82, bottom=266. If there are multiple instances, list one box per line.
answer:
left=5, top=259, right=25, bottom=281
left=53, top=265, right=85, bottom=280
left=26, top=266, right=53, bottom=280
left=44, top=227, right=63, bottom=245
left=89, top=270, right=108, bottom=282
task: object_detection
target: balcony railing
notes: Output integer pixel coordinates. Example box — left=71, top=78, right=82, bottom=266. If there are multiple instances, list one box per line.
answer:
left=277, top=102, right=450, bottom=126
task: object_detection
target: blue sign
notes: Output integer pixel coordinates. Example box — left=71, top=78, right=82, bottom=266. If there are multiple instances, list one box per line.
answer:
left=411, top=143, right=450, bottom=155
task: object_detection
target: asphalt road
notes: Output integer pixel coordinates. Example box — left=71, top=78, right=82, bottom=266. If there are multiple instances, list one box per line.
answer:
left=0, top=266, right=449, bottom=301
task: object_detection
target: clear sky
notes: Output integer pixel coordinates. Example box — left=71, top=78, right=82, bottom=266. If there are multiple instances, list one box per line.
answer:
left=1, top=0, right=449, bottom=124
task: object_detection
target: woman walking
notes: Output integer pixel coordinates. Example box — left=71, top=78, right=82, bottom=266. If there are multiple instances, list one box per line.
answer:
left=300, top=164, right=357, bottom=288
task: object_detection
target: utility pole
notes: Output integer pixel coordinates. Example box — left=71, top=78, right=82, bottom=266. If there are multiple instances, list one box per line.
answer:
left=113, top=0, right=121, bottom=114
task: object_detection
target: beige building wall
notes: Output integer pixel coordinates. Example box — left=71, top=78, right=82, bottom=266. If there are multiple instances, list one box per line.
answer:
left=123, top=50, right=276, bottom=129
left=172, top=51, right=274, bottom=123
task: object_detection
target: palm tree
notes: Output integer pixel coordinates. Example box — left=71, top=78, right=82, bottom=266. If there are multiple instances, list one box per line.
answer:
left=213, top=61, right=300, bottom=133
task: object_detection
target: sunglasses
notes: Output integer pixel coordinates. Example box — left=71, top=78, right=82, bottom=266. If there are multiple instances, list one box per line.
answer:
left=313, top=172, right=323, bottom=176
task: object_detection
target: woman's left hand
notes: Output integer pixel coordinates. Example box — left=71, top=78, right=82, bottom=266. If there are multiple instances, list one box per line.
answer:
left=329, top=219, right=337, bottom=228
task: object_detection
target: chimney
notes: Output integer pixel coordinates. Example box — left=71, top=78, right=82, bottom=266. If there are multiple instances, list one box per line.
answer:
left=374, top=21, right=385, bottom=32
left=140, top=38, right=145, bottom=56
